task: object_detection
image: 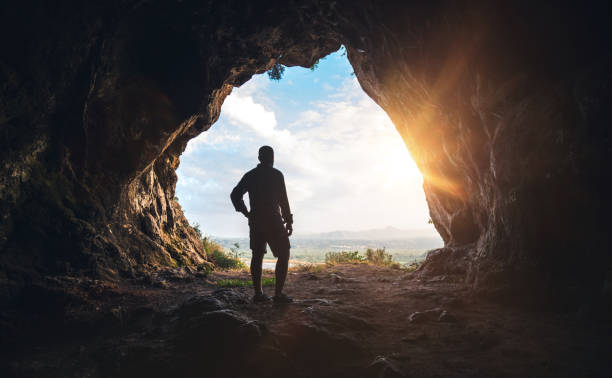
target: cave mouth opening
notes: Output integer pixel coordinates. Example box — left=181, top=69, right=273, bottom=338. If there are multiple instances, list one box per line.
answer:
left=1, top=1, right=607, bottom=305
left=175, top=46, right=442, bottom=265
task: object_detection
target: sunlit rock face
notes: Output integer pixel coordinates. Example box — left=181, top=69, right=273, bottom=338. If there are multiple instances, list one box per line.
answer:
left=348, top=2, right=612, bottom=300
left=0, top=1, right=610, bottom=301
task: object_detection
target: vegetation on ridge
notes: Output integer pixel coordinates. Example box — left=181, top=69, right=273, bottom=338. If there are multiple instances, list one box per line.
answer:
left=267, top=54, right=322, bottom=81
left=325, top=248, right=421, bottom=271
left=191, top=223, right=424, bottom=272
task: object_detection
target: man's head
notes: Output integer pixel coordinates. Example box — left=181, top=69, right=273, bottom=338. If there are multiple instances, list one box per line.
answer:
left=258, top=145, right=274, bottom=166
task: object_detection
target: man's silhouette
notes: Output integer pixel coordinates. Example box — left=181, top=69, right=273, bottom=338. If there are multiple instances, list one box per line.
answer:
left=231, top=146, right=293, bottom=303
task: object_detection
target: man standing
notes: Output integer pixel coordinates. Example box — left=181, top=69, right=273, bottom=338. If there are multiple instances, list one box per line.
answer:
left=230, top=146, right=293, bottom=303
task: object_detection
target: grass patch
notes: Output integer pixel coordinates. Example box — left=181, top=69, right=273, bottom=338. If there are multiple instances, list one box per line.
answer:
left=325, top=248, right=405, bottom=269
left=290, top=263, right=326, bottom=274
left=216, top=277, right=275, bottom=288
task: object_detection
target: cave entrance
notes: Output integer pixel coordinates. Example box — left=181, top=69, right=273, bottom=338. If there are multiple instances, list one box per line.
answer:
left=176, top=47, right=442, bottom=266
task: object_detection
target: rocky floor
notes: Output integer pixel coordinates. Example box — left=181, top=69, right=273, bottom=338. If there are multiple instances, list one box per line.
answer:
left=2, top=264, right=611, bottom=377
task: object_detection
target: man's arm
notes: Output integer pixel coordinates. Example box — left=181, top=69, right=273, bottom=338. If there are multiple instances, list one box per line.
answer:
left=230, top=175, right=250, bottom=218
left=279, top=173, right=293, bottom=235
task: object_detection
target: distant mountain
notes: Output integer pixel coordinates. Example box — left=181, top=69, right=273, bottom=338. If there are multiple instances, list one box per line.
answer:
left=294, top=226, right=440, bottom=240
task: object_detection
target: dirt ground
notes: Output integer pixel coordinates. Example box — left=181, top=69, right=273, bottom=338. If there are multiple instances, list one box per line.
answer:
left=3, top=263, right=612, bottom=377
left=215, top=264, right=612, bottom=377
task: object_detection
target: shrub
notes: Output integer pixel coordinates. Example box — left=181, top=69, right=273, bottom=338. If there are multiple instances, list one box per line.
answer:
left=201, top=236, right=223, bottom=255
left=365, top=248, right=391, bottom=265
left=201, top=236, right=245, bottom=270
left=365, top=248, right=402, bottom=269
left=210, top=249, right=246, bottom=270
left=309, top=59, right=319, bottom=71
left=267, top=63, right=285, bottom=80
left=325, top=248, right=403, bottom=269
left=192, top=223, right=202, bottom=238
left=325, top=250, right=365, bottom=265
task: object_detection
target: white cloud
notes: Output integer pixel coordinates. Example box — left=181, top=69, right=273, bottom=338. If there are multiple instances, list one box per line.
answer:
left=290, top=110, right=322, bottom=127
left=223, top=94, right=277, bottom=136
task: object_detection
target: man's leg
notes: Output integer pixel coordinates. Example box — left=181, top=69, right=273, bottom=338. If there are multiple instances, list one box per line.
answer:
left=250, top=249, right=264, bottom=296
left=274, top=247, right=289, bottom=297
left=269, top=225, right=292, bottom=302
left=250, top=227, right=269, bottom=300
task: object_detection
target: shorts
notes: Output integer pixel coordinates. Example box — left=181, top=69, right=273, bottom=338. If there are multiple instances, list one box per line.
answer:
left=249, top=223, right=290, bottom=259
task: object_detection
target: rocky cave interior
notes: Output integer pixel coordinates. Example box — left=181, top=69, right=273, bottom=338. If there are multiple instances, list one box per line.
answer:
left=1, top=1, right=611, bottom=377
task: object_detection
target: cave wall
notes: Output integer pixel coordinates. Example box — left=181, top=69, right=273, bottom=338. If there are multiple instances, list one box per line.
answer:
left=344, top=1, right=612, bottom=298
left=0, top=0, right=341, bottom=290
left=1, top=0, right=610, bottom=300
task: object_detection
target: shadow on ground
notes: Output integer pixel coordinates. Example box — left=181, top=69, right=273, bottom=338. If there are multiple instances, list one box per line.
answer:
left=2, top=264, right=611, bottom=377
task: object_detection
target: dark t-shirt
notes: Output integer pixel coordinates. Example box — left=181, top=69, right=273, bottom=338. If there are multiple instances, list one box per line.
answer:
left=230, top=163, right=292, bottom=231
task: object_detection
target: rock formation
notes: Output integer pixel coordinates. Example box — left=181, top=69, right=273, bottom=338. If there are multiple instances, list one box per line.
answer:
left=1, top=1, right=610, bottom=303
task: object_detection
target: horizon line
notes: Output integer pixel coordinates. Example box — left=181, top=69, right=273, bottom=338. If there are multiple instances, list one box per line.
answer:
left=206, top=226, right=441, bottom=239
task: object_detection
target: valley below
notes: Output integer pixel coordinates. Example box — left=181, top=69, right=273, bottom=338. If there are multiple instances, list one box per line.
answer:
left=214, top=228, right=443, bottom=265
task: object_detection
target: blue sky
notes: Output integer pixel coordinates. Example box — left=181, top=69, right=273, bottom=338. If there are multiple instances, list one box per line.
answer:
left=176, top=47, right=439, bottom=238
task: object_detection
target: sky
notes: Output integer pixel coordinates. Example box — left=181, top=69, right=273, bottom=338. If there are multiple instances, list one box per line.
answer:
left=176, top=47, right=439, bottom=238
